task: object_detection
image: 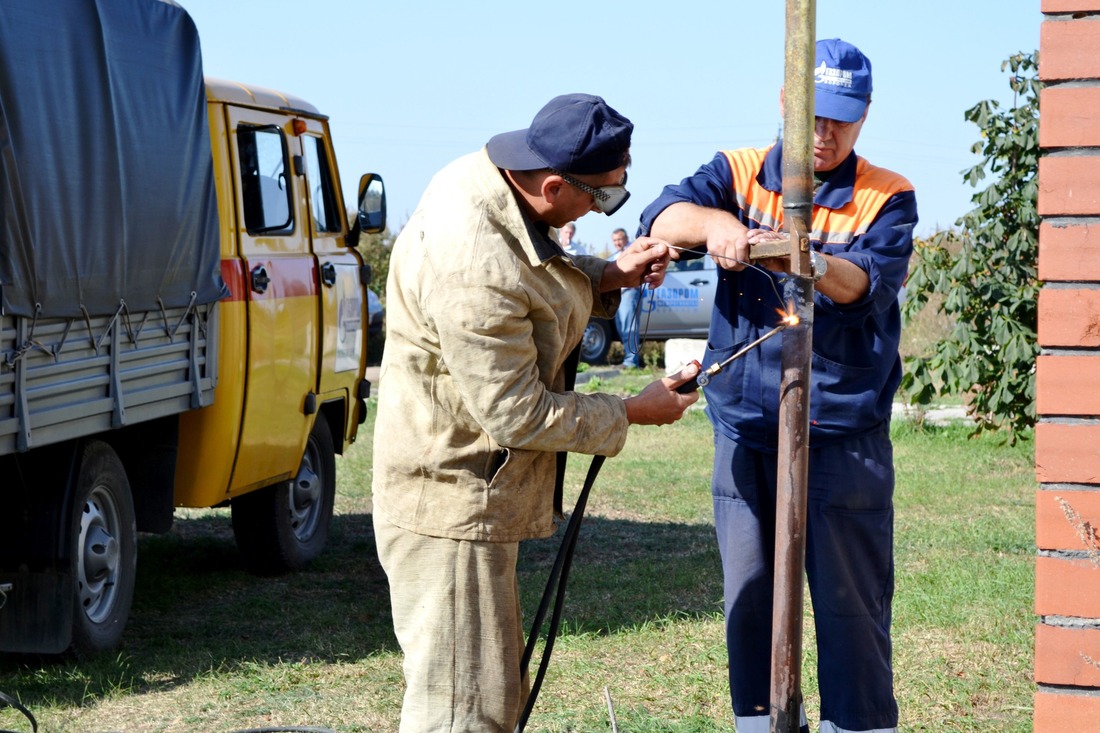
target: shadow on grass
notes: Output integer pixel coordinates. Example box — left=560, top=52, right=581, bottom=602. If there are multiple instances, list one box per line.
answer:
left=0, top=511, right=721, bottom=709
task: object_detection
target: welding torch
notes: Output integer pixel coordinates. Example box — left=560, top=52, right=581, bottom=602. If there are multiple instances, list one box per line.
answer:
left=674, top=315, right=799, bottom=394
left=664, top=235, right=805, bottom=394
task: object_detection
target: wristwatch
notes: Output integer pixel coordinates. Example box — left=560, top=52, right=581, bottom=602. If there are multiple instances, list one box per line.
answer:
left=810, top=251, right=827, bottom=282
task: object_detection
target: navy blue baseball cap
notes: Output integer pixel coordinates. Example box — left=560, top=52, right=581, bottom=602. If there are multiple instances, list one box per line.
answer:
left=486, top=93, right=633, bottom=175
left=814, top=39, right=873, bottom=123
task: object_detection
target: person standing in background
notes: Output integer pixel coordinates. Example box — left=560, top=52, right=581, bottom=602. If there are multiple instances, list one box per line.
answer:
left=609, top=227, right=642, bottom=368
left=559, top=220, right=587, bottom=255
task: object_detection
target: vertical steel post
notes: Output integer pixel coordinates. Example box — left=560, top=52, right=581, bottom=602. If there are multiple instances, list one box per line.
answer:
left=771, top=1, right=815, bottom=732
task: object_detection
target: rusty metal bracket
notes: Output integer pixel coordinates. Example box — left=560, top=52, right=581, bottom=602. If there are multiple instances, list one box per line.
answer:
left=748, top=238, right=793, bottom=260
left=748, top=235, right=813, bottom=262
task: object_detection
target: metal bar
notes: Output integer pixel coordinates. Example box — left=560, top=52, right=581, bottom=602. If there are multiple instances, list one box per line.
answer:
left=748, top=238, right=793, bottom=261
left=604, top=686, right=619, bottom=733
left=771, top=1, right=816, bottom=732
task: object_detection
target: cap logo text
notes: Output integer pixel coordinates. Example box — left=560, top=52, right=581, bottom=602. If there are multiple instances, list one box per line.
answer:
left=815, top=61, right=853, bottom=89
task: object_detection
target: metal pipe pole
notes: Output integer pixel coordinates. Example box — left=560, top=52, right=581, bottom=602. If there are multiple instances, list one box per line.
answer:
left=771, top=1, right=815, bottom=732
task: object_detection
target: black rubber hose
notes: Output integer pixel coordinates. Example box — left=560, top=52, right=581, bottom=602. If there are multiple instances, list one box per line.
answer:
left=514, top=454, right=605, bottom=733
left=0, top=690, right=35, bottom=733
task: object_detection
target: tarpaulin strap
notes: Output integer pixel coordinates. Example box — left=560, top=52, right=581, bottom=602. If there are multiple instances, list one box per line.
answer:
left=0, top=690, right=36, bottom=733
left=90, top=301, right=140, bottom=352
left=156, top=297, right=170, bottom=337
left=194, top=295, right=211, bottom=342
left=79, top=305, right=98, bottom=353
left=160, top=288, right=198, bottom=338
left=3, top=304, right=50, bottom=368
left=115, top=301, right=137, bottom=346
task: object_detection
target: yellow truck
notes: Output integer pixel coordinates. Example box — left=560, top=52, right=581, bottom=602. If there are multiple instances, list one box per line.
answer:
left=0, top=0, right=384, bottom=655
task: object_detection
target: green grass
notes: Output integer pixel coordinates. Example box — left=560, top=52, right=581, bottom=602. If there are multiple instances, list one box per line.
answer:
left=0, top=372, right=1035, bottom=732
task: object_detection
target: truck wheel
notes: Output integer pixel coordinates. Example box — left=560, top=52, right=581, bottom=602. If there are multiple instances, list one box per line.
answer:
left=71, top=441, right=137, bottom=658
left=580, top=319, right=612, bottom=365
left=232, top=417, right=336, bottom=574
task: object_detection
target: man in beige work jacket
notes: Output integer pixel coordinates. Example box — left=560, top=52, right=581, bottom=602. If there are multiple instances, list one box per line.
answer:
left=372, top=93, right=700, bottom=732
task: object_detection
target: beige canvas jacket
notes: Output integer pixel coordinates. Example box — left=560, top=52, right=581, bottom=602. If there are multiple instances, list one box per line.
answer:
left=371, top=149, right=631, bottom=542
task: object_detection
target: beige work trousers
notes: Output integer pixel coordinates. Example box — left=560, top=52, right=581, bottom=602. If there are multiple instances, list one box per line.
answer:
left=374, top=514, right=530, bottom=732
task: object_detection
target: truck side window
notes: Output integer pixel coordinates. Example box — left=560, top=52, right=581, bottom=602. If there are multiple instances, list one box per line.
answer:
left=237, top=125, right=293, bottom=234
left=303, top=135, right=340, bottom=233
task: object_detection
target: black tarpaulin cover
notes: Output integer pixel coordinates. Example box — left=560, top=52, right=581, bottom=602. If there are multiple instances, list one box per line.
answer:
left=0, top=0, right=228, bottom=319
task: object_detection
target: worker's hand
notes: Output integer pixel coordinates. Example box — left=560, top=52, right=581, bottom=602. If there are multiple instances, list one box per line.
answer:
left=704, top=218, right=752, bottom=271
left=745, top=228, right=791, bottom=275
left=604, top=237, right=672, bottom=290
left=746, top=228, right=786, bottom=244
left=647, top=202, right=750, bottom=271
left=623, top=362, right=701, bottom=425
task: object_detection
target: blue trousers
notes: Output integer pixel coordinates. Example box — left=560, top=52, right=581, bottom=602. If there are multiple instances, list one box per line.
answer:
left=615, top=287, right=642, bottom=367
left=712, top=427, right=898, bottom=732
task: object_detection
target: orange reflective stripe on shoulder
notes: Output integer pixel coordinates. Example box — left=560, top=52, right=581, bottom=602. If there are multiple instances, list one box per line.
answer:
left=721, top=148, right=914, bottom=247
left=722, top=147, right=780, bottom=231
left=815, top=158, right=914, bottom=246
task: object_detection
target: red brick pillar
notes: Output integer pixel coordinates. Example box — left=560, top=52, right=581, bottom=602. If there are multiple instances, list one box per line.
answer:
left=1035, top=2, right=1100, bottom=729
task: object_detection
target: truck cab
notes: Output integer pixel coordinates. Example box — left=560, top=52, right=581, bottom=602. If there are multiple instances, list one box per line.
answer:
left=171, top=79, right=384, bottom=573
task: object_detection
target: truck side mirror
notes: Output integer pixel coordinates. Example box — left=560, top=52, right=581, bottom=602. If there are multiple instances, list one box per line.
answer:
left=347, top=173, right=386, bottom=247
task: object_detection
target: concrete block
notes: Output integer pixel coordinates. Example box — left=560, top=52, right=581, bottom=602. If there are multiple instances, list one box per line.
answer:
left=664, top=339, right=706, bottom=374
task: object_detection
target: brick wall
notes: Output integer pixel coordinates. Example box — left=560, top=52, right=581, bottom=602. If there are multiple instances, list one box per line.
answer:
left=1035, top=2, right=1100, bottom=730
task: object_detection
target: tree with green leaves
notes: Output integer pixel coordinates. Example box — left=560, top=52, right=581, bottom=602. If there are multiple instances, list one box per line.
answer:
left=358, top=228, right=393, bottom=364
left=359, top=228, right=394, bottom=297
left=899, top=51, right=1041, bottom=439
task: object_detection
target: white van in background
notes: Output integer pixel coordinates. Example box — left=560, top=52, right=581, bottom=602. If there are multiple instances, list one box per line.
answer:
left=581, top=256, right=718, bottom=364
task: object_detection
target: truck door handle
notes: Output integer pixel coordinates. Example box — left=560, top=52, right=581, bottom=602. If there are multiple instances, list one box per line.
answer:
left=690, top=278, right=710, bottom=286
left=251, top=264, right=270, bottom=294
left=321, top=262, right=337, bottom=287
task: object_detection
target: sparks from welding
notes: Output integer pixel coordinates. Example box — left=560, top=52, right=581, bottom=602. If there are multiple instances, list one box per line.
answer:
left=777, top=307, right=800, bottom=327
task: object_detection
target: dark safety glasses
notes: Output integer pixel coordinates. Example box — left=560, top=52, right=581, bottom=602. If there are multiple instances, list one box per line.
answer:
left=552, top=170, right=630, bottom=215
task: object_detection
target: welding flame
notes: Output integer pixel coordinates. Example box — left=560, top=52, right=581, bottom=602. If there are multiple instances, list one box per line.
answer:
left=775, top=305, right=800, bottom=327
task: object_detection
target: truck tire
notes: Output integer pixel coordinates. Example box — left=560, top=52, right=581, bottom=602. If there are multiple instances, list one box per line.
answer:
left=71, top=440, right=137, bottom=658
left=232, top=417, right=336, bottom=574
left=580, top=318, right=613, bottom=365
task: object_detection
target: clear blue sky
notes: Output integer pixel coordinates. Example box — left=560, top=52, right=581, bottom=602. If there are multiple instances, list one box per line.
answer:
left=180, top=0, right=1039, bottom=253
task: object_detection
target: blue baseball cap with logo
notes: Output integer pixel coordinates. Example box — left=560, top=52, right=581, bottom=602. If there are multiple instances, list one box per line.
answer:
left=486, top=93, right=633, bottom=175
left=814, top=38, right=873, bottom=123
